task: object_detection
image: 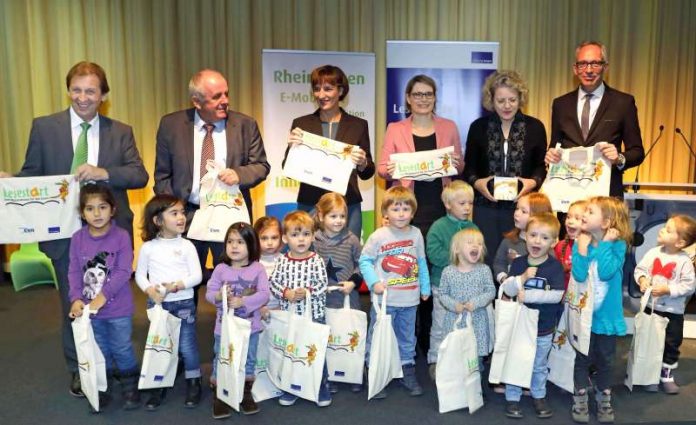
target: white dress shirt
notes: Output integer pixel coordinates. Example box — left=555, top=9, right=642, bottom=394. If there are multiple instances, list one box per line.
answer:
left=576, top=82, right=605, bottom=131
left=189, top=111, right=228, bottom=205
left=69, top=107, right=100, bottom=166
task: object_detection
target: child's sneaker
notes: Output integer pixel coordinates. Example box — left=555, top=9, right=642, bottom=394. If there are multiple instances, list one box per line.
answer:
left=316, top=383, right=332, bottom=407
left=571, top=389, right=589, bottom=423
left=399, top=364, right=423, bottom=396
left=533, top=397, right=553, bottom=418
left=595, top=390, right=615, bottom=423
left=505, top=401, right=524, bottom=419
left=278, top=392, right=298, bottom=406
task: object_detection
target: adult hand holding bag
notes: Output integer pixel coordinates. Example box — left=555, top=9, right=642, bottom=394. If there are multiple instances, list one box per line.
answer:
left=488, top=285, right=539, bottom=388
left=326, top=293, right=368, bottom=384
left=625, top=287, right=669, bottom=390
left=217, top=285, right=252, bottom=411
left=72, top=305, right=107, bottom=412
left=367, top=289, right=403, bottom=400
left=138, top=303, right=182, bottom=389
left=277, top=293, right=330, bottom=402
left=436, top=313, right=484, bottom=414
left=187, top=162, right=251, bottom=242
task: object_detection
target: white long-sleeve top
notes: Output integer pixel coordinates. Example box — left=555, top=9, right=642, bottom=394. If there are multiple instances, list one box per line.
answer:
left=135, top=236, right=202, bottom=302
left=634, top=246, right=695, bottom=314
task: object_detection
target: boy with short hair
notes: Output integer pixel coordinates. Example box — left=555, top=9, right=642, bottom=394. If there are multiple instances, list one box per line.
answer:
left=359, top=186, right=431, bottom=398
left=500, top=213, right=565, bottom=419
left=425, top=180, right=479, bottom=373
left=268, top=210, right=331, bottom=407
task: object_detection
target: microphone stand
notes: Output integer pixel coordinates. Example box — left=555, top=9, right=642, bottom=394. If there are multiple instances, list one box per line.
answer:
left=675, top=128, right=696, bottom=160
left=632, top=125, right=664, bottom=193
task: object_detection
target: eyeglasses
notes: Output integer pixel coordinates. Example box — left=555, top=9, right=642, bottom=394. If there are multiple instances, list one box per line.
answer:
left=574, top=61, right=606, bottom=71
left=409, top=91, right=435, bottom=100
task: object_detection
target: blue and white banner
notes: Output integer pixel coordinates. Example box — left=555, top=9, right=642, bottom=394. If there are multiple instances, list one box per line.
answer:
left=262, top=50, right=376, bottom=239
left=386, top=41, right=499, bottom=151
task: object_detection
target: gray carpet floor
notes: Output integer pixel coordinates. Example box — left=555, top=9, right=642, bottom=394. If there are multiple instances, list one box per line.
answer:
left=1, top=280, right=695, bottom=425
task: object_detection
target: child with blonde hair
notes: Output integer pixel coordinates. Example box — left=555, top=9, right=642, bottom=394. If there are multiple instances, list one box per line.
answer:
left=359, top=186, right=430, bottom=398
left=425, top=180, right=479, bottom=375
left=570, top=196, right=632, bottom=423
left=554, top=200, right=588, bottom=288
left=438, top=228, right=495, bottom=373
left=634, top=214, right=696, bottom=394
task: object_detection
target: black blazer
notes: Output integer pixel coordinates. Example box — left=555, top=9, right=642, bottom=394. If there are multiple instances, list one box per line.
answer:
left=283, top=108, right=375, bottom=206
left=550, top=84, right=644, bottom=197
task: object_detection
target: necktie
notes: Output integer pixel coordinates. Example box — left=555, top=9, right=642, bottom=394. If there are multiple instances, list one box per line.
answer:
left=581, top=93, right=593, bottom=141
left=200, top=123, right=215, bottom=179
left=71, top=122, right=91, bottom=173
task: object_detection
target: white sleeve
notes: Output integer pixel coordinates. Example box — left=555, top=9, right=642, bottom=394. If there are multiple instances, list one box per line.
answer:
left=502, top=275, right=522, bottom=297
left=134, top=242, right=154, bottom=292
left=523, top=289, right=565, bottom=304
left=181, top=240, right=203, bottom=289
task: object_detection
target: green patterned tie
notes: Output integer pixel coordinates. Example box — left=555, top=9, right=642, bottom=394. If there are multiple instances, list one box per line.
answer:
left=70, top=122, right=91, bottom=173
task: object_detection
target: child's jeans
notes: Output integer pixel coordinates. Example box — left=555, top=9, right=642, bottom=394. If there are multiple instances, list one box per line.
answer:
left=505, top=333, right=553, bottom=401
left=91, top=316, right=139, bottom=376
left=366, top=304, right=418, bottom=366
left=148, top=298, right=201, bottom=379
left=212, top=331, right=260, bottom=382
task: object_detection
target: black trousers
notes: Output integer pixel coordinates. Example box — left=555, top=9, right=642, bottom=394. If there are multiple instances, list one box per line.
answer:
left=574, top=333, right=617, bottom=392
left=646, top=307, right=684, bottom=366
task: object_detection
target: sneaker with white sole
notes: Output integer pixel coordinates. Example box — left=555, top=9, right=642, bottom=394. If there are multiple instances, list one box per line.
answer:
left=278, top=392, right=298, bottom=406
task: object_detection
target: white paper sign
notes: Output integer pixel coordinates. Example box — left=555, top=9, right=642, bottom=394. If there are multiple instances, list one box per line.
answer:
left=540, top=145, right=610, bottom=212
left=0, top=174, right=81, bottom=243
left=390, top=146, right=457, bottom=181
left=282, top=131, right=355, bottom=195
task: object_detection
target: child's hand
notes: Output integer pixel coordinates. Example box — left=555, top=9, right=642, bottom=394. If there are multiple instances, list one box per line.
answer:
left=522, top=266, right=538, bottom=282
left=463, top=302, right=474, bottom=312
left=373, top=282, right=386, bottom=294
left=90, top=293, right=107, bottom=311
left=260, top=306, right=271, bottom=320
left=294, top=287, right=307, bottom=301
left=421, top=294, right=430, bottom=301
left=651, top=284, right=670, bottom=297
left=339, top=280, right=355, bottom=294
left=638, top=276, right=650, bottom=293
left=603, top=228, right=620, bottom=242
left=577, top=232, right=592, bottom=254
left=517, top=287, right=525, bottom=303
left=146, top=285, right=166, bottom=304
left=69, top=300, right=85, bottom=318
left=228, top=296, right=244, bottom=309
left=455, top=302, right=465, bottom=313
left=163, top=281, right=182, bottom=294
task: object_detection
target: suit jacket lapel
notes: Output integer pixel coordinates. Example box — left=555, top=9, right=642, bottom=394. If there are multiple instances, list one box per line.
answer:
left=58, top=110, right=74, bottom=172
left=185, top=109, right=196, bottom=179
left=97, top=115, right=109, bottom=167
left=565, top=91, right=586, bottom=146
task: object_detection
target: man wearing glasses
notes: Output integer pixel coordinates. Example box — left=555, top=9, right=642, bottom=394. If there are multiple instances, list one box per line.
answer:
left=545, top=40, right=644, bottom=198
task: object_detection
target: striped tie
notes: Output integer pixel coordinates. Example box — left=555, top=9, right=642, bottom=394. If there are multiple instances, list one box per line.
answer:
left=200, top=123, right=215, bottom=179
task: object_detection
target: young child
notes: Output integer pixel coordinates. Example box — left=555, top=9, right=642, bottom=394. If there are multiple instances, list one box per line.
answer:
left=313, top=192, right=363, bottom=393
left=359, top=186, right=431, bottom=398
left=553, top=200, right=587, bottom=289
left=500, top=213, right=565, bottom=419
left=67, top=183, right=140, bottom=410
left=634, top=214, right=696, bottom=394
left=268, top=211, right=331, bottom=407
left=438, top=228, right=495, bottom=373
left=493, top=192, right=553, bottom=286
left=254, top=216, right=283, bottom=318
left=206, top=222, right=270, bottom=418
left=570, top=196, right=632, bottom=424
left=134, top=194, right=203, bottom=410
left=426, top=180, right=479, bottom=376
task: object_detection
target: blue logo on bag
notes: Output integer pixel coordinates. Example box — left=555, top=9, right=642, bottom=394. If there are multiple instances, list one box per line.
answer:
left=154, top=375, right=164, bottom=382
left=321, top=176, right=333, bottom=183
left=335, top=371, right=345, bottom=377
left=291, top=384, right=302, bottom=391
left=48, top=226, right=60, bottom=233
left=471, top=51, right=493, bottom=64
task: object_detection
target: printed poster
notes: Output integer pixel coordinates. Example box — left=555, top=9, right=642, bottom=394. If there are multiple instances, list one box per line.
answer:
left=540, top=145, right=610, bottom=213
left=390, top=146, right=457, bottom=181
left=0, top=174, right=81, bottom=243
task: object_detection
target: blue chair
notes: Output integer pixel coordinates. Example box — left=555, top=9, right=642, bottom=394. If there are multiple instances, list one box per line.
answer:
left=9, top=242, right=58, bottom=292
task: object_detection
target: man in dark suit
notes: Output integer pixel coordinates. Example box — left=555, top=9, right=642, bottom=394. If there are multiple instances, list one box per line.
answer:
left=545, top=40, right=644, bottom=198
left=153, top=68, right=269, bottom=289
left=0, top=61, right=148, bottom=397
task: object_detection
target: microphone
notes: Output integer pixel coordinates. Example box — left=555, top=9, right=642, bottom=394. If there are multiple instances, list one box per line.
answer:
left=632, top=124, right=664, bottom=193
left=675, top=128, right=696, bottom=160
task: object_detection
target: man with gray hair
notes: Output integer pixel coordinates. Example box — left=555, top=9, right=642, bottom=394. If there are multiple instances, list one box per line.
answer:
left=545, top=40, right=644, bottom=199
left=153, top=69, right=269, bottom=409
